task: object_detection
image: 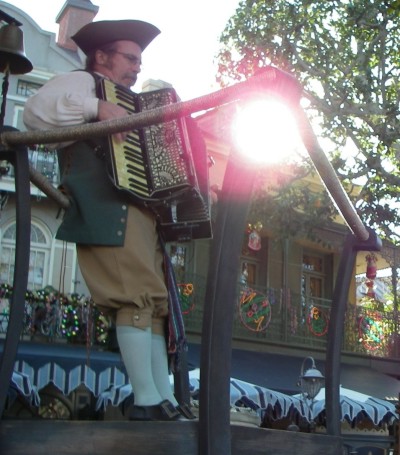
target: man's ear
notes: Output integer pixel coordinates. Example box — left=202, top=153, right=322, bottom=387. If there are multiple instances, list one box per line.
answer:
left=95, top=49, right=107, bottom=65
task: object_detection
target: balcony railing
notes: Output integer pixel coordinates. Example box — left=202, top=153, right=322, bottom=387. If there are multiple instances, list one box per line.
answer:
left=179, top=273, right=400, bottom=359
left=0, top=272, right=398, bottom=360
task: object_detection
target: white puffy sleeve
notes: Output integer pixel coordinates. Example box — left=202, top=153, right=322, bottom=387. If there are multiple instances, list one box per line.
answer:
left=23, top=71, right=99, bottom=147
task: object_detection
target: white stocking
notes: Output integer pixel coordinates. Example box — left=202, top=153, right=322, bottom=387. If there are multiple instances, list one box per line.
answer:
left=116, top=325, right=162, bottom=406
left=151, top=333, right=178, bottom=406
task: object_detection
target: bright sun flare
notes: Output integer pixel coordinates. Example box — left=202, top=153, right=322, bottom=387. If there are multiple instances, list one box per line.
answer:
left=231, top=98, right=302, bottom=164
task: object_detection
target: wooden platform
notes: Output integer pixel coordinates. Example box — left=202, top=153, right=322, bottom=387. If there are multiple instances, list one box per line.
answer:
left=0, top=420, right=343, bottom=455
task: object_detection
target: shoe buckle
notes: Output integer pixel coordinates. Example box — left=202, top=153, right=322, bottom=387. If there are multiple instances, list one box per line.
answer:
left=159, top=400, right=180, bottom=419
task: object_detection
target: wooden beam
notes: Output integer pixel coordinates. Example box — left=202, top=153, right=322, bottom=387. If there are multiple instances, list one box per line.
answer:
left=0, top=420, right=343, bottom=455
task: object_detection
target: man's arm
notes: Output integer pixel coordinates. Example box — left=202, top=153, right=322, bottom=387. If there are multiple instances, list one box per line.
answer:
left=23, top=71, right=129, bottom=147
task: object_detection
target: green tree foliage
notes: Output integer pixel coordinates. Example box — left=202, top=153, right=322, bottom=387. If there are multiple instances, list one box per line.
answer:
left=250, top=165, right=338, bottom=244
left=217, top=0, right=400, bottom=243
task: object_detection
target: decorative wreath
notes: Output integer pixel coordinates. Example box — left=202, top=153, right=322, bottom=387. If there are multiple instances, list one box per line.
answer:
left=178, top=283, right=195, bottom=315
left=358, top=312, right=384, bottom=351
left=307, top=306, right=329, bottom=337
left=238, top=288, right=272, bottom=332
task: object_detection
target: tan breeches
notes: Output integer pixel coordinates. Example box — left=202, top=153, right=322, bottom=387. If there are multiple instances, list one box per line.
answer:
left=76, top=205, right=168, bottom=336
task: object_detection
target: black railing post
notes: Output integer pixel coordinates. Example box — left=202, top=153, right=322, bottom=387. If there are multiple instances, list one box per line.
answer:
left=0, top=126, right=31, bottom=417
left=199, top=153, right=255, bottom=455
left=325, top=228, right=381, bottom=436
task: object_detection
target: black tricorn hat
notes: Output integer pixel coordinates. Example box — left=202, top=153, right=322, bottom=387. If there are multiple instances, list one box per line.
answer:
left=71, top=20, right=160, bottom=55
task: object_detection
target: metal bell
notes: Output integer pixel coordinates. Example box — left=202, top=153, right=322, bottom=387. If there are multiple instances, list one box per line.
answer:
left=0, top=22, right=32, bottom=74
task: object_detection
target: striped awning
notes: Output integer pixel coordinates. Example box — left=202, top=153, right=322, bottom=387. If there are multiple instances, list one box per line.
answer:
left=14, top=359, right=128, bottom=398
left=96, top=368, right=306, bottom=420
left=298, top=387, right=398, bottom=425
left=9, top=371, right=40, bottom=406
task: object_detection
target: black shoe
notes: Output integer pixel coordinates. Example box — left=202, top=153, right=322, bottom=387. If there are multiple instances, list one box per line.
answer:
left=129, top=399, right=181, bottom=421
left=120, top=393, right=135, bottom=417
left=176, top=403, right=197, bottom=420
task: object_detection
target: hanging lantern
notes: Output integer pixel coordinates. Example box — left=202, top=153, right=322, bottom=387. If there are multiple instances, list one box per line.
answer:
left=248, top=221, right=262, bottom=251
left=365, top=253, right=377, bottom=279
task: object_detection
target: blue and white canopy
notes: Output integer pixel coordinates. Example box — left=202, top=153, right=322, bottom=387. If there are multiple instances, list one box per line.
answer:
left=96, top=368, right=306, bottom=420
left=298, top=386, right=398, bottom=425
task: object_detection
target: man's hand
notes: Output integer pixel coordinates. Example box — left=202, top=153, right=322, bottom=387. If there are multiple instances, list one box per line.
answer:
left=97, top=99, right=130, bottom=142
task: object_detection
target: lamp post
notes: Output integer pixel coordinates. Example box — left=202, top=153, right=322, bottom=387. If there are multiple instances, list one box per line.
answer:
left=298, top=356, right=325, bottom=431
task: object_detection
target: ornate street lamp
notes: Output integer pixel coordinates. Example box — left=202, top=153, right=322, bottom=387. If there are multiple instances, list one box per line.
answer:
left=298, top=356, right=325, bottom=431
left=299, top=356, right=325, bottom=401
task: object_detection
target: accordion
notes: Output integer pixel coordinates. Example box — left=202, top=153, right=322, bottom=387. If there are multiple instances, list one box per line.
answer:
left=96, top=78, right=212, bottom=242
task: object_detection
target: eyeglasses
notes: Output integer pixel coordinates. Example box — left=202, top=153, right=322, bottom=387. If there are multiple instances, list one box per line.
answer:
left=112, top=51, right=142, bottom=67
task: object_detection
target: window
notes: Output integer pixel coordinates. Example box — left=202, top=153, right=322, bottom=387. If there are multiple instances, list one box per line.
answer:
left=17, top=80, right=42, bottom=97
left=7, top=144, right=59, bottom=183
left=7, top=107, right=58, bottom=183
left=28, top=148, right=59, bottom=182
left=12, top=105, right=25, bottom=132
left=240, top=261, right=258, bottom=286
left=0, top=221, right=51, bottom=290
left=302, top=252, right=325, bottom=301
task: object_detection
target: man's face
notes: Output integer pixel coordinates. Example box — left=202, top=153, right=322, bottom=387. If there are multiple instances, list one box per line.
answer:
left=94, top=40, right=143, bottom=88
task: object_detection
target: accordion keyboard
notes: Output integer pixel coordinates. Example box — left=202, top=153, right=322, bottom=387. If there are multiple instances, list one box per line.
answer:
left=100, top=79, right=192, bottom=201
left=100, top=80, right=152, bottom=197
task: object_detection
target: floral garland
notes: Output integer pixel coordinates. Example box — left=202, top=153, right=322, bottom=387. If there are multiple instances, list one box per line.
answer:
left=0, top=283, right=110, bottom=346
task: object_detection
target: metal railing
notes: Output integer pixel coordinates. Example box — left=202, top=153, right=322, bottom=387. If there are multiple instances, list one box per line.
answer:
left=1, top=273, right=398, bottom=359
left=179, top=274, right=400, bottom=359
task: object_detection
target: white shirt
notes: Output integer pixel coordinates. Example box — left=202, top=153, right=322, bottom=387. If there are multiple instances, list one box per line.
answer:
left=23, top=71, right=100, bottom=149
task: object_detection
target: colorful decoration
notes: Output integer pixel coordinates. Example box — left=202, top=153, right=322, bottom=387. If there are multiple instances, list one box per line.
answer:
left=307, top=306, right=329, bottom=337
left=238, top=288, right=271, bottom=332
left=246, top=221, right=263, bottom=251
left=178, top=283, right=195, bottom=315
left=364, top=279, right=376, bottom=298
left=0, top=283, right=110, bottom=346
left=95, top=312, right=110, bottom=345
left=363, top=252, right=378, bottom=299
left=365, top=252, right=378, bottom=279
left=61, top=304, right=81, bottom=339
left=358, top=311, right=385, bottom=351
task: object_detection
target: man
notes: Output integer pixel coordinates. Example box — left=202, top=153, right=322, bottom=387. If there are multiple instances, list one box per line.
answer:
left=24, top=20, right=191, bottom=421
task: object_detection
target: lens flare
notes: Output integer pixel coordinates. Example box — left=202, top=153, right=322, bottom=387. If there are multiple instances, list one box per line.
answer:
left=232, top=98, right=301, bottom=164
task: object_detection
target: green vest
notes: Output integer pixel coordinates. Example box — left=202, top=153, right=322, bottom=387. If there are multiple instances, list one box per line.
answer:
left=56, top=141, right=130, bottom=246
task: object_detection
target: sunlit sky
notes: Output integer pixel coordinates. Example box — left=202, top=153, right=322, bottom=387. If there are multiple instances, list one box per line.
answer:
left=6, top=0, right=240, bottom=101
